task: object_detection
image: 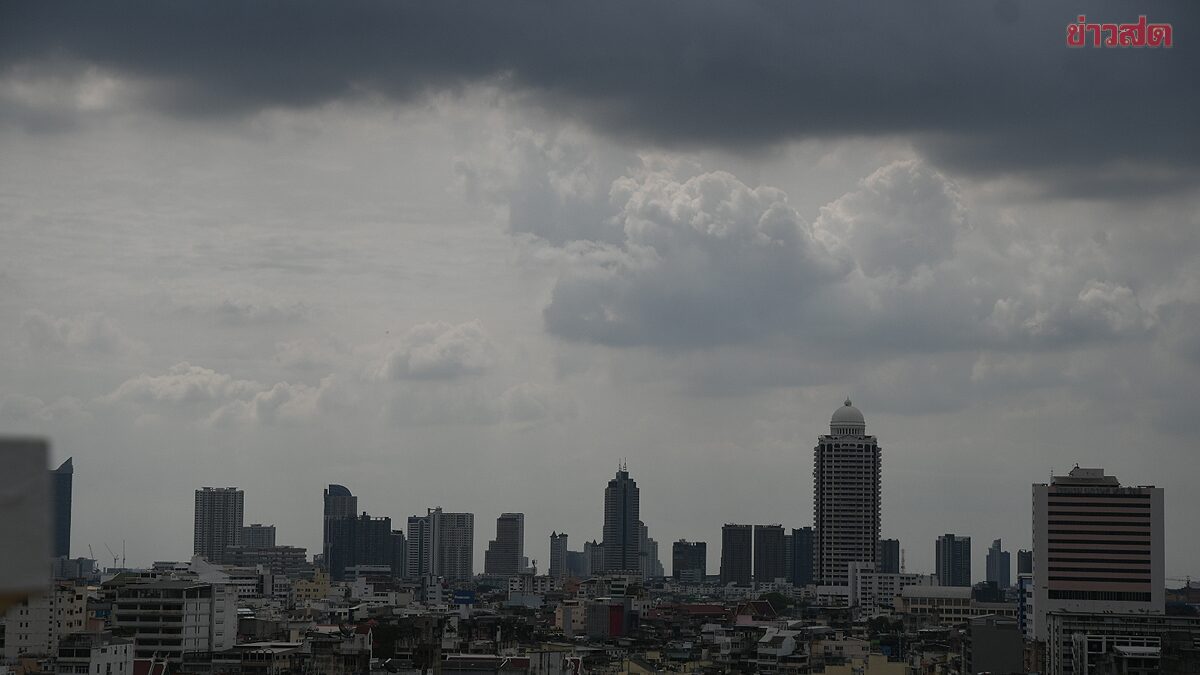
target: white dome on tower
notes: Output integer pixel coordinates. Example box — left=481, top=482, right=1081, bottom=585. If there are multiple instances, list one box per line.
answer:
left=830, top=398, right=866, bottom=435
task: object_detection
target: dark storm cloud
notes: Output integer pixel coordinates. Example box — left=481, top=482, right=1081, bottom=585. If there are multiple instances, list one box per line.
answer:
left=3, top=1, right=1197, bottom=180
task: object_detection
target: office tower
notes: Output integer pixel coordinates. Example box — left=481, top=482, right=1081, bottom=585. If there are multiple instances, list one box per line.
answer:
left=323, top=484, right=357, bottom=571
left=549, top=532, right=569, bottom=579
left=672, top=540, right=707, bottom=582
left=783, top=532, right=794, bottom=581
left=638, top=522, right=663, bottom=580
left=390, top=530, right=407, bottom=577
left=193, top=487, right=244, bottom=564
left=601, top=465, right=640, bottom=574
left=326, top=512, right=392, bottom=580
left=584, top=540, right=603, bottom=577
left=566, top=551, right=588, bottom=578
left=986, top=538, right=1011, bottom=589
left=51, top=458, right=73, bottom=558
left=791, top=527, right=815, bottom=586
left=407, top=508, right=474, bottom=580
left=484, top=513, right=524, bottom=576
left=720, top=524, right=753, bottom=586
left=814, top=399, right=882, bottom=585
left=754, top=525, right=787, bottom=583
left=1017, top=549, right=1033, bottom=575
left=1032, top=467, right=1163, bottom=642
left=936, top=534, right=972, bottom=587
left=239, top=523, right=276, bottom=548
left=879, top=538, right=901, bottom=574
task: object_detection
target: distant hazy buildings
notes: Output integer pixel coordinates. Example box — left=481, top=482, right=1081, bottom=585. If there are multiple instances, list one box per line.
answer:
left=879, top=538, right=901, bottom=574
left=1017, top=549, right=1033, bottom=575
left=583, top=540, right=604, bottom=577
left=814, top=400, right=881, bottom=586
left=407, top=508, right=475, bottom=580
left=322, top=484, right=357, bottom=570
left=790, top=527, right=814, bottom=586
left=484, top=513, right=524, bottom=576
left=549, top=532, right=568, bottom=579
left=753, top=525, right=786, bottom=582
left=239, top=523, right=276, bottom=548
left=721, top=524, right=752, bottom=586
left=672, top=540, right=706, bottom=582
left=1032, top=467, right=1164, bottom=642
left=986, top=538, right=1011, bottom=589
left=601, top=466, right=640, bottom=574
left=936, top=533, right=972, bottom=587
left=638, top=522, right=664, bottom=580
left=51, top=458, right=73, bottom=559
left=193, top=487, right=244, bottom=564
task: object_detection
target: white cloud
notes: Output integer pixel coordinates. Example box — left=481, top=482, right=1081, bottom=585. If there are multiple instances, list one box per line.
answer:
left=376, top=320, right=497, bottom=380
left=21, top=310, right=139, bottom=355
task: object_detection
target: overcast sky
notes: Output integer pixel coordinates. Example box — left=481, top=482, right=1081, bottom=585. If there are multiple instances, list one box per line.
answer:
left=2, top=1, right=1198, bottom=581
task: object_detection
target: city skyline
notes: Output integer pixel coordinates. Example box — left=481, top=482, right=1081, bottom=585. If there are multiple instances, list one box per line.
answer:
left=3, top=2, right=1198, bottom=585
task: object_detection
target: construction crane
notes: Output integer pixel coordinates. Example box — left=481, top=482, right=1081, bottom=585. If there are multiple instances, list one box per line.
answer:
left=104, top=543, right=120, bottom=570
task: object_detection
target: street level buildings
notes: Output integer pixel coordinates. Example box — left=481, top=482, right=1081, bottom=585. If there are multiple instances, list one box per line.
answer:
left=814, top=399, right=881, bottom=586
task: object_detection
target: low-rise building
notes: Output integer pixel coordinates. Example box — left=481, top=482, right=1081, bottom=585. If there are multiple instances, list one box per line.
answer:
left=111, top=579, right=237, bottom=664
left=1, top=582, right=87, bottom=659
left=55, top=632, right=133, bottom=675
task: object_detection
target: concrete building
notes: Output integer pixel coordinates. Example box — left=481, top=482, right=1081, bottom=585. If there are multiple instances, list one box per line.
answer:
left=322, top=484, right=357, bottom=572
left=51, top=458, right=73, bottom=559
left=390, top=529, right=406, bottom=578
left=962, top=615, right=1023, bottom=675
left=583, top=540, right=603, bottom=577
left=112, top=579, right=236, bottom=664
left=753, top=525, right=786, bottom=583
left=565, top=550, right=588, bottom=578
left=548, top=532, right=568, bottom=579
left=1045, top=611, right=1200, bottom=675
left=1032, top=467, right=1164, bottom=642
left=601, top=465, right=640, bottom=574
left=1017, top=548, right=1033, bottom=575
left=672, top=540, right=706, bottom=582
left=193, top=487, right=244, bottom=564
left=327, top=513, right=392, bottom=581
left=483, top=513, right=524, bottom=576
left=220, top=545, right=310, bottom=576
left=55, top=632, right=133, bottom=675
left=720, top=524, right=752, bottom=586
left=847, top=562, right=935, bottom=615
left=814, top=399, right=881, bottom=586
left=879, top=538, right=901, bottom=574
left=935, top=533, right=971, bottom=587
left=638, top=522, right=663, bottom=580
left=407, top=508, right=474, bottom=580
left=239, top=523, right=276, bottom=548
left=986, top=538, right=1011, bottom=589
left=897, top=585, right=1018, bottom=626
left=791, top=527, right=814, bottom=586
left=1, top=582, right=86, bottom=659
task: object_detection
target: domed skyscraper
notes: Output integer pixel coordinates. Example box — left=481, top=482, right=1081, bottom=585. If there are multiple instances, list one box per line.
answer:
left=813, top=399, right=882, bottom=586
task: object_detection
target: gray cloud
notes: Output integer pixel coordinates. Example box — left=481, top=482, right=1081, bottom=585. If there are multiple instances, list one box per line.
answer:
left=21, top=310, right=139, bottom=356
left=376, top=321, right=497, bottom=380
left=3, top=1, right=1197, bottom=190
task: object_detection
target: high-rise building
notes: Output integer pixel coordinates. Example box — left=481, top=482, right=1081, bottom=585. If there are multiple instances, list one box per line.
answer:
left=601, top=466, right=640, bottom=574
left=986, top=538, right=1011, bottom=589
left=326, top=512, right=392, bottom=580
left=720, top=524, right=752, bottom=586
left=814, top=399, right=881, bottom=586
left=754, top=525, right=787, bottom=583
left=879, top=538, right=901, bottom=574
left=51, top=458, right=73, bottom=559
left=193, top=487, right=244, bottom=564
left=323, top=484, right=357, bottom=571
left=936, top=533, right=972, bottom=587
left=584, top=540, right=604, bottom=577
left=390, top=530, right=407, bottom=577
left=549, top=532, right=569, bottom=579
left=672, top=540, right=707, bottom=582
left=791, top=527, right=814, bottom=586
left=239, top=523, right=276, bottom=548
left=484, top=513, right=524, bottom=576
left=407, top=508, right=474, bottom=580
left=1017, top=549, right=1033, bottom=575
left=638, top=522, right=663, bottom=580
left=1032, top=466, right=1164, bottom=642
left=566, top=550, right=588, bottom=578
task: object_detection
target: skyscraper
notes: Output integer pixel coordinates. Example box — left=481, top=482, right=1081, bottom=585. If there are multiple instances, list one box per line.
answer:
left=672, top=540, right=706, bottom=582
left=720, top=524, right=752, bottom=586
left=1031, top=467, right=1163, bottom=642
left=326, top=512, right=393, bottom=579
left=549, top=532, right=568, bottom=579
left=323, top=484, right=357, bottom=571
left=51, top=458, right=73, bottom=559
left=986, top=538, right=1011, bottom=589
left=753, top=525, right=786, bottom=583
left=1016, top=549, right=1033, bottom=575
left=407, top=508, right=474, bottom=580
left=193, top=487, right=244, bottom=564
left=791, top=527, right=814, bottom=586
left=879, top=538, right=901, bottom=574
left=484, top=513, right=524, bottom=576
left=601, top=466, right=640, bottom=574
left=936, top=533, right=972, bottom=587
left=814, top=399, right=882, bottom=586
left=638, top=522, right=663, bottom=580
